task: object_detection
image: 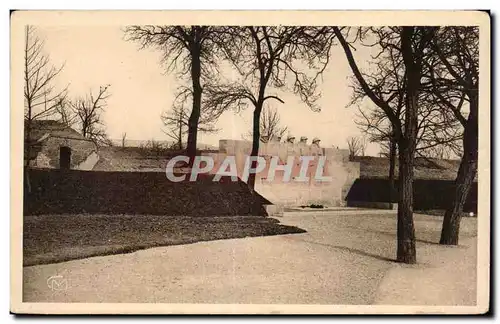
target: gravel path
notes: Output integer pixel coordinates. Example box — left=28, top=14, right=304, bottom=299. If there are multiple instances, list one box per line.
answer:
left=23, top=210, right=477, bottom=305
left=374, top=236, right=477, bottom=306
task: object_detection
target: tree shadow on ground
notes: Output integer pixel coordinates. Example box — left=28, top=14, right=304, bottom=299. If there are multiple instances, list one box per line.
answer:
left=284, top=237, right=397, bottom=263
left=341, top=225, right=442, bottom=246
left=329, top=244, right=397, bottom=263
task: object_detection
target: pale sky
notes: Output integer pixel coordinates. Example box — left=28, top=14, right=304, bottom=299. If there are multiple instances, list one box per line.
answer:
left=38, top=25, right=380, bottom=156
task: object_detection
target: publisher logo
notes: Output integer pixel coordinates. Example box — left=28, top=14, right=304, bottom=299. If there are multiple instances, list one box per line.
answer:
left=47, top=275, right=68, bottom=291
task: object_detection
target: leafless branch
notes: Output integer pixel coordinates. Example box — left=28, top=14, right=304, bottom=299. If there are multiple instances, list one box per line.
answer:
left=70, top=85, right=112, bottom=146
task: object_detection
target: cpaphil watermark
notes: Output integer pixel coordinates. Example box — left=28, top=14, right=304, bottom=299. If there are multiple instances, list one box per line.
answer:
left=165, top=155, right=332, bottom=182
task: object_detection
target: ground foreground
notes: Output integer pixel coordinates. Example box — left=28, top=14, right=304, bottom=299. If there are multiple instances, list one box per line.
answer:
left=23, top=210, right=477, bottom=305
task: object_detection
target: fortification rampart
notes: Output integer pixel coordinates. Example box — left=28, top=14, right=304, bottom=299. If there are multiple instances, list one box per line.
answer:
left=204, top=139, right=360, bottom=207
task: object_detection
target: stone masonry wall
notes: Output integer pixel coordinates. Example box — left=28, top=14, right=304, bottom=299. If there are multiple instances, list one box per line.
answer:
left=206, top=139, right=360, bottom=207
left=35, top=136, right=98, bottom=169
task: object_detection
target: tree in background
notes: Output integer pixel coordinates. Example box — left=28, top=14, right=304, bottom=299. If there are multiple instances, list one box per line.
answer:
left=69, top=85, right=112, bottom=146
left=24, top=25, right=67, bottom=192
left=124, top=26, right=226, bottom=165
left=54, top=97, right=77, bottom=128
left=243, top=106, right=288, bottom=143
left=257, top=106, right=288, bottom=143
left=121, top=132, right=127, bottom=148
left=140, top=139, right=167, bottom=157
left=346, top=136, right=366, bottom=159
left=204, top=26, right=331, bottom=189
left=161, top=85, right=221, bottom=150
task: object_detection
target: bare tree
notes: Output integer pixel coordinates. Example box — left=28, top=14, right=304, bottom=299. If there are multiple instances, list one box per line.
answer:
left=162, top=109, right=185, bottom=150
left=427, top=27, right=479, bottom=245
left=356, top=100, right=462, bottom=159
left=341, top=27, right=406, bottom=220
left=139, top=139, right=168, bottom=157
left=258, top=106, right=288, bottom=143
left=121, top=132, right=127, bottom=148
left=124, top=26, right=226, bottom=164
left=346, top=136, right=366, bottom=158
left=70, top=85, right=112, bottom=145
left=244, top=106, right=288, bottom=143
left=24, top=26, right=67, bottom=191
left=334, top=26, right=437, bottom=263
left=347, top=27, right=462, bottom=209
left=204, top=26, right=331, bottom=189
left=52, top=96, right=77, bottom=128
left=353, top=55, right=462, bottom=214
left=161, top=85, right=221, bottom=150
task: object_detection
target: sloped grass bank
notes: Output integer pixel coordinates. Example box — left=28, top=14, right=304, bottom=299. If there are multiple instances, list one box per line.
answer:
left=23, top=214, right=305, bottom=266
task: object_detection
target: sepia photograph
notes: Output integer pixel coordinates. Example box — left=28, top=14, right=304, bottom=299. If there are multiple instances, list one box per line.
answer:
left=10, top=10, right=490, bottom=315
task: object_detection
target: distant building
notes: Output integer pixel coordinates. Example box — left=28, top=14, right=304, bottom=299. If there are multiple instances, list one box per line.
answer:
left=25, top=120, right=99, bottom=170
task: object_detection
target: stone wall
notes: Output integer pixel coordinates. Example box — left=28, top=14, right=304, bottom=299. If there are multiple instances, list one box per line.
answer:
left=34, top=136, right=98, bottom=170
left=345, top=178, right=477, bottom=212
left=205, top=139, right=360, bottom=207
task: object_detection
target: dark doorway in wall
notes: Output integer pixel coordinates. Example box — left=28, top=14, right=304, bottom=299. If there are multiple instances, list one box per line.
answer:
left=60, top=146, right=71, bottom=169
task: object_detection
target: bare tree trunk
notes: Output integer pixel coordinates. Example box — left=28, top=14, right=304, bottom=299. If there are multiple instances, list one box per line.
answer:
left=186, top=49, right=202, bottom=166
left=388, top=135, right=397, bottom=209
left=397, top=141, right=417, bottom=264
left=248, top=104, right=263, bottom=190
left=121, top=133, right=126, bottom=148
left=178, top=109, right=183, bottom=150
left=24, top=120, right=32, bottom=193
left=440, top=99, right=478, bottom=245
left=24, top=28, right=32, bottom=194
left=396, top=26, right=421, bottom=264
